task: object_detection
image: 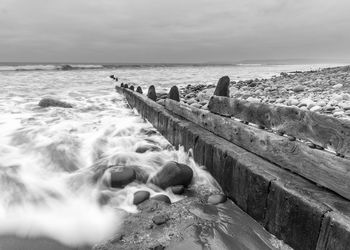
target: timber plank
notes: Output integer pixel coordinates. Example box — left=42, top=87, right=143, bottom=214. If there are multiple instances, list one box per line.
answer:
left=165, top=99, right=350, bottom=200
left=208, top=96, right=350, bottom=157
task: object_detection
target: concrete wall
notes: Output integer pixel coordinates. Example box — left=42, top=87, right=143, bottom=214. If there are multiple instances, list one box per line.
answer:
left=117, top=86, right=350, bottom=250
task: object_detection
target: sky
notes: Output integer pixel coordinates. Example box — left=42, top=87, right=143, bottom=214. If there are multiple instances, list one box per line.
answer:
left=0, top=0, right=350, bottom=63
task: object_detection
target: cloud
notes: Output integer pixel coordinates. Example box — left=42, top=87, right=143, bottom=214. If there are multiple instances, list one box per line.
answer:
left=0, top=0, right=349, bottom=62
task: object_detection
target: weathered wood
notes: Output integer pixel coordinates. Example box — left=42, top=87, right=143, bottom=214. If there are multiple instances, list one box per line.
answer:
left=208, top=96, right=350, bottom=157
left=168, top=86, right=180, bottom=102
left=136, top=86, right=143, bottom=94
left=147, top=85, right=157, bottom=101
left=214, top=76, right=230, bottom=97
left=165, top=99, right=350, bottom=200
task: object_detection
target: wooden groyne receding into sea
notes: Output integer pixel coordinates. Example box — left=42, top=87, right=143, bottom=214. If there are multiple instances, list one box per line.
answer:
left=115, top=79, right=350, bottom=250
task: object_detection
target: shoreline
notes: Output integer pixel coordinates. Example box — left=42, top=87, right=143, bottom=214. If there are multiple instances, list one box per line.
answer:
left=173, top=65, right=350, bottom=120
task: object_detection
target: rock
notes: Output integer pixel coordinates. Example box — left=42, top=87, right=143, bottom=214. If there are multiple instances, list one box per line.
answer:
left=275, top=98, right=284, bottom=103
left=214, top=76, right=230, bottom=97
left=310, top=105, right=322, bottom=112
left=333, top=110, right=344, bottom=116
left=171, top=185, right=185, bottom=195
left=339, top=102, right=350, bottom=110
left=147, top=85, right=157, bottom=101
left=324, top=106, right=336, bottom=112
left=135, top=144, right=161, bottom=153
left=333, top=83, right=343, bottom=89
left=246, top=97, right=260, bottom=103
left=298, top=99, right=315, bottom=109
left=342, top=94, right=350, bottom=100
left=287, top=98, right=299, bottom=106
left=292, top=86, right=305, bottom=92
left=136, top=86, right=143, bottom=94
left=124, top=84, right=129, bottom=89
left=152, top=214, right=169, bottom=225
left=186, top=98, right=196, bottom=105
left=197, top=88, right=215, bottom=102
left=150, top=194, right=171, bottom=204
left=332, top=94, right=343, bottom=102
left=110, top=166, right=136, bottom=188
left=191, top=103, right=202, bottom=109
left=317, top=101, right=327, bottom=107
left=207, top=194, right=227, bottom=205
left=150, top=161, right=193, bottom=189
left=133, top=191, right=150, bottom=205
left=120, top=83, right=124, bottom=87
left=168, top=86, right=180, bottom=102
left=38, top=98, right=73, bottom=108
left=129, top=85, right=134, bottom=91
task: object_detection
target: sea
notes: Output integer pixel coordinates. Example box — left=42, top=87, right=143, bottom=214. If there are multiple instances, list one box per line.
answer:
left=0, top=62, right=346, bottom=250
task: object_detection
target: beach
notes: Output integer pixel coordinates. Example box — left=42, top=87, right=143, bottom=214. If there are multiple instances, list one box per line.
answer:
left=176, top=65, right=350, bottom=120
left=0, top=63, right=348, bottom=249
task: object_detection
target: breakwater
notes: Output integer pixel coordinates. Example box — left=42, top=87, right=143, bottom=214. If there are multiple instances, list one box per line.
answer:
left=116, top=80, right=350, bottom=250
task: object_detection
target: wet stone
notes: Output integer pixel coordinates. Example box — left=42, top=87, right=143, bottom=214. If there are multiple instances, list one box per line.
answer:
left=38, top=98, right=73, bottom=108
left=171, top=185, right=185, bottom=195
left=133, top=191, right=150, bottom=205
left=207, top=194, right=227, bottom=205
left=152, top=214, right=169, bottom=225
left=135, top=144, right=161, bottom=153
left=110, top=166, right=136, bottom=188
left=150, top=161, right=193, bottom=189
left=150, top=194, right=171, bottom=204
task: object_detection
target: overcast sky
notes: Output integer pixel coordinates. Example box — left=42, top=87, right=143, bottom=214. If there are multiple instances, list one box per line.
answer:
left=0, top=0, right=349, bottom=63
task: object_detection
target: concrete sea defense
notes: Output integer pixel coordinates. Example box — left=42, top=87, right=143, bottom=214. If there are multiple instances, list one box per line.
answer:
left=116, top=78, right=350, bottom=250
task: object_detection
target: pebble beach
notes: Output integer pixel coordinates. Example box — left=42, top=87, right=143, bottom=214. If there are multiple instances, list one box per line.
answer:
left=172, top=65, right=350, bottom=120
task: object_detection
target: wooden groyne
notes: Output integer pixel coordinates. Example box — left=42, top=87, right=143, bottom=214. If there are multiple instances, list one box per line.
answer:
left=115, top=81, right=350, bottom=250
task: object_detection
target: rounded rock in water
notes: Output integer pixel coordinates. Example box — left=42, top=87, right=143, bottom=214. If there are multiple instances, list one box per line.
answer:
left=150, top=161, right=193, bottom=189
left=109, top=166, right=136, bottom=188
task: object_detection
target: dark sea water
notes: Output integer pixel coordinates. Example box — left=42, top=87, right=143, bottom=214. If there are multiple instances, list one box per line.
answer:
left=0, top=63, right=344, bottom=249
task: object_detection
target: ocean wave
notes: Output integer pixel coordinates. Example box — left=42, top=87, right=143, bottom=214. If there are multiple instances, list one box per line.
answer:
left=0, top=64, right=105, bottom=72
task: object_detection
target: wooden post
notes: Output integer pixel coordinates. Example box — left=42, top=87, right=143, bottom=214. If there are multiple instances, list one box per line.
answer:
left=168, top=86, right=180, bottom=102
left=136, top=86, right=143, bottom=94
left=147, top=85, right=157, bottom=101
left=214, top=76, right=230, bottom=97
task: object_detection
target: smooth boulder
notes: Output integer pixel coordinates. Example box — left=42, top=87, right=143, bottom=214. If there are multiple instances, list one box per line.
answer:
left=133, top=190, right=150, bottom=205
left=150, top=161, right=193, bottom=189
left=38, top=98, right=73, bottom=108
left=110, top=166, right=136, bottom=188
left=150, top=194, right=171, bottom=204
left=171, top=185, right=185, bottom=195
left=135, top=144, right=161, bottom=153
left=214, top=76, right=230, bottom=97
